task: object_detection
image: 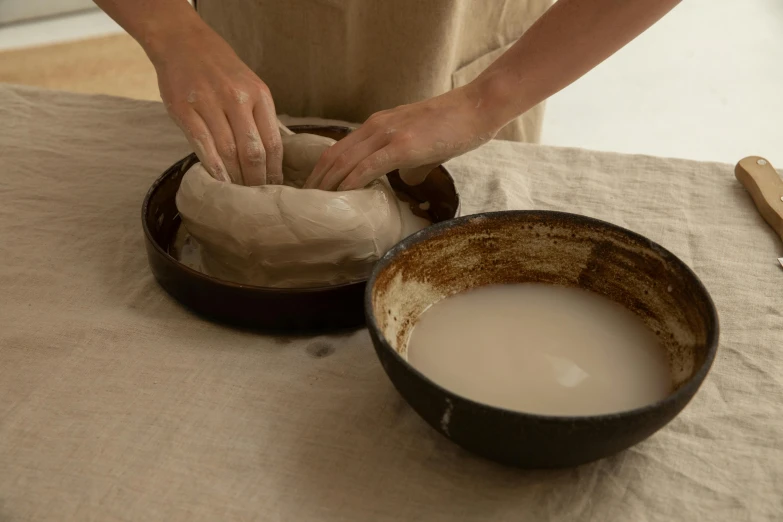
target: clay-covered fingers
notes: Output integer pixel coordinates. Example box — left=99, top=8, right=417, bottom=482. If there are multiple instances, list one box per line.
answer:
left=187, top=85, right=282, bottom=187
left=312, top=134, right=389, bottom=191
left=399, top=164, right=436, bottom=186
left=224, top=105, right=273, bottom=186
left=307, top=111, right=425, bottom=191
left=194, top=106, right=244, bottom=184
left=159, top=65, right=281, bottom=185
left=305, top=125, right=374, bottom=189
left=336, top=147, right=401, bottom=191
left=252, top=95, right=284, bottom=186
left=168, top=106, right=230, bottom=183
left=151, top=20, right=291, bottom=186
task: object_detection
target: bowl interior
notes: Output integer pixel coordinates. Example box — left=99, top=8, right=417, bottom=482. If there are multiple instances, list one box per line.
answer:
left=370, top=211, right=718, bottom=393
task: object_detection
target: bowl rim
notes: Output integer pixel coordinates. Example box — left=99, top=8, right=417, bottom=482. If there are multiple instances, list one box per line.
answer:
left=364, top=209, right=720, bottom=423
left=141, top=125, right=460, bottom=294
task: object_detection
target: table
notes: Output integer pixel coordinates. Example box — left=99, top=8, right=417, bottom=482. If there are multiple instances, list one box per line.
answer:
left=0, top=85, right=780, bottom=521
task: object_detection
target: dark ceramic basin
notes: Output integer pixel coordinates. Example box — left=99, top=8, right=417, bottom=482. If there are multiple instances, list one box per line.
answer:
left=365, top=211, right=719, bottom=468
left=142, top=125, right=460, bottom=333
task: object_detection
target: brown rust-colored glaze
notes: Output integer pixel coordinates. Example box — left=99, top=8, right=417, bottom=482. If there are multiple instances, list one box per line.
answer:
left=365, top=211, right=719, bottom=468
left=142, top=125, right=460, bottom=333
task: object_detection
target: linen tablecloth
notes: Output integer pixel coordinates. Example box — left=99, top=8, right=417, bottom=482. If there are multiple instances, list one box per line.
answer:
left=0, top=85, right=781, bottom=521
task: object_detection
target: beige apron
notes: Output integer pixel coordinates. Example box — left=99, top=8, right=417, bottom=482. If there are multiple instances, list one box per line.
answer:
left=196, top=0, right=551, bottom=142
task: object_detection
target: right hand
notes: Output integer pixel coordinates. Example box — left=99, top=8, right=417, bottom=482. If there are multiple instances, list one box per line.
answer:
left=149, top=22, right=283, bottom=186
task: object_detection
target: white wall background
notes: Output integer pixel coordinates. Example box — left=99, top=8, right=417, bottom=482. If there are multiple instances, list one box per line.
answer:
left=541, top=0, right=783, bottom=167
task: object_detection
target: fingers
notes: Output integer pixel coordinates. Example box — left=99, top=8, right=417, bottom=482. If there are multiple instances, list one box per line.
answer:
left=221, top=93, right=283, bottom=187
left=225, top=112, right=267, bottom=186
left=154, top=36, right=289, bottom=186
left=399, top=164, right=436, bottom=186
left=218, top=87, right=282, bottom=187
left=222, top=89, right=268, bottom=186
left=170, top=106, right=230, bottom=183
left=314, top=134, right=388, bottom=191
left=302, top=152, right=330, bottom=189
left=305, top=125, right=374, bottom=189
left=194, top=106, right=243, bottom=184
left=337, top=147, right=400, bottom=191
left=253, top=93, right=284, bottom=185
left=169, top=80, right=283, bottom=186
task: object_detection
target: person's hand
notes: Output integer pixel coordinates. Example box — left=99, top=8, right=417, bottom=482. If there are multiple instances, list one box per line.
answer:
left=150, top=23, right=282, bottom=186
left=304, top=84, right=503, bottom=191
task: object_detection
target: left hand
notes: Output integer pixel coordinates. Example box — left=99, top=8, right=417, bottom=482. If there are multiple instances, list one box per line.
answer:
left=304, top=84, right=503, bottom=191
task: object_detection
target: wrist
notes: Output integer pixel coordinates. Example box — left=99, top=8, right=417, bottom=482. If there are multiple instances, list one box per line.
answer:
left=468, top=70, right=535, bottom=132
left=137, top=6, right=206, bottom=65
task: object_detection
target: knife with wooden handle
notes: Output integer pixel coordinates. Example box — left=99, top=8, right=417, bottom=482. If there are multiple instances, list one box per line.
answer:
left=735, top=156, right=783, bottom=267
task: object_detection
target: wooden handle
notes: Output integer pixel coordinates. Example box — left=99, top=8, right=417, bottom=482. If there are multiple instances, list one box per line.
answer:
left=735, top=156, right=783, bottom=242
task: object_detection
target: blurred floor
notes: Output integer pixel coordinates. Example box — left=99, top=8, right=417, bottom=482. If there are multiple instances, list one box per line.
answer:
left=0, top=1, right=780, bottom=166
left=0, top=32, right=158, bottom=100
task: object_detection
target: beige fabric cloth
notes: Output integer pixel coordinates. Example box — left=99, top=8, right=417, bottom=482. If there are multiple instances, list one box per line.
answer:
left=0, top=84, right=781, bottom=521
left=196, top=0, right=551, bottom=142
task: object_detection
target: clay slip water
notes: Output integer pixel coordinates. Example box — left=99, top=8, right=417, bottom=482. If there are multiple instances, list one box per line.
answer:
left=406, top=284, right=672, bottom=416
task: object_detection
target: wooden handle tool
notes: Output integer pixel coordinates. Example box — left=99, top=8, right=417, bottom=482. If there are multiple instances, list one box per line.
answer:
left=735, top=156, right=783, bottom=267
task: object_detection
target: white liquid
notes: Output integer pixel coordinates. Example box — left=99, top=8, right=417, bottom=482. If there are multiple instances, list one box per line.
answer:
left=406, top=284, right=672, bottom=416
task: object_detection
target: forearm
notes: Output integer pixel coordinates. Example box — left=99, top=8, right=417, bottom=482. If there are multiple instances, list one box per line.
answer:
left=475, top=0, right=680, bottom=127
left=92, top=0, right=204, bottom=60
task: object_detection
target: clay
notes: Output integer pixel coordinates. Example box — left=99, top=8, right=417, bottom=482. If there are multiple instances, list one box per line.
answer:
left=280, top=133, right=336, bottom=187
left=175, top=133, right=427, bottom=288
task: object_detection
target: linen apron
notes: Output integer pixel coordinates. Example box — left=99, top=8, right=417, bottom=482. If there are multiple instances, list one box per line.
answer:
left=195, top=0, right=551, bottom=142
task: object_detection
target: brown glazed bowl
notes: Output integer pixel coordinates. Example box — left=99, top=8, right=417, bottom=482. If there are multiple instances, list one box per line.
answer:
left=366, top=211, right=719, bottom=468
left=142, top=125, right=460, bottom=333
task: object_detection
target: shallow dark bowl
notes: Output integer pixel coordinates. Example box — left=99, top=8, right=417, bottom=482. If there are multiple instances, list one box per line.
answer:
left=365, top=211, right=719, bottom=468
left=142, top=125, right=460, bottom=333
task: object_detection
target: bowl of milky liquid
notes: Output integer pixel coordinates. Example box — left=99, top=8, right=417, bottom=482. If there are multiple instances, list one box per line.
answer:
left=365, top=211, right=719, bottom=468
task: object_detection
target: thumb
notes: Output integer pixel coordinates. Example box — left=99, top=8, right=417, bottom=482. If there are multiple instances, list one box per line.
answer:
left=399, top=164, right=436, bottom=186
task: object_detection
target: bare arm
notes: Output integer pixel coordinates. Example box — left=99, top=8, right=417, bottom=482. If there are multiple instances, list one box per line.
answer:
left=93, top=0, right=283, bottom=186
left=309, top=0, right=681, bottom=191
left=92, top=0, right=195, bottom=58
left=476, top=0, right=682, bottom=131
